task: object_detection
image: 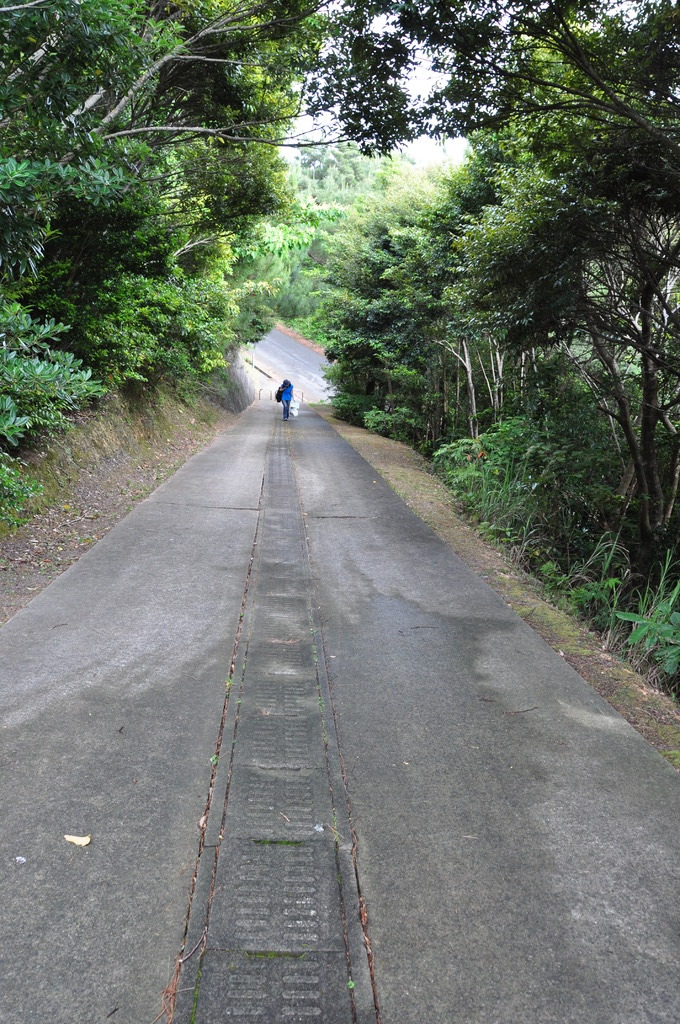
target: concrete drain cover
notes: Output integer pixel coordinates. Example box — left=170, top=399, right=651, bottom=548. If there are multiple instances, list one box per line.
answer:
left=209, top=837, right=346, bottom=952
left=225, top=766, right=333, bottom=839
left=193, top=950, right=354, bottom=1022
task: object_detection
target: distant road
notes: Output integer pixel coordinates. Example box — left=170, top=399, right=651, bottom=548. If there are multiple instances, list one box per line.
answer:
left=252, top=326, right=330, bottom=403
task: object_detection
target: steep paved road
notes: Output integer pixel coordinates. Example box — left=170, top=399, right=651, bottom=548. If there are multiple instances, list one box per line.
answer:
left=252, top=325, right=330, bottom=403
left=1, top=385, right=678, bottom=1023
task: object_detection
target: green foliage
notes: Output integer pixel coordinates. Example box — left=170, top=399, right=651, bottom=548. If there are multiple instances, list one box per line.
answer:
left=290, top=144, right=386, bottom=204
left=317, top=1, right=680, bottom=167
left=0, top=456, right=41, bottom=527
left=0, top=299, right=71, bottom=354
left=0, top=302, right=105, bottom=448
left=537, top=534, right=630, bottom=634
left=271, top=147, right=413, bottom=326
left=0, top=349, right=106, bottom=444
left=0, top=396, right=32, bottom=448
left=75, top=274, right=238, bottom=386
left=0, top=0, right=326, bottom=422
left=617, top=566, right=680, bottom=685
left=330, top=392, right=378, bottom=426
left=434, top=425, right=536, bottom=547
left=286, top=315, right=335, bottom=350
left=1, top=0, right=321, bottom=275
left=433, top=405, right=618, bottom=566
left=363, top=406, right=423, bottom=444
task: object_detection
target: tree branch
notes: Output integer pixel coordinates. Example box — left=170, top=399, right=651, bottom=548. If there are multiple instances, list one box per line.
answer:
left=0, top=0, right=55, bottom=11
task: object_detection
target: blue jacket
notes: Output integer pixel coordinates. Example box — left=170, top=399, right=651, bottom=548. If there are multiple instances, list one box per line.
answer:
left=281, top=383, right=294, bottom=401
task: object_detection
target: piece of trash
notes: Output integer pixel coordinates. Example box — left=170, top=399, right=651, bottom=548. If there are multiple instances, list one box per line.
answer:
left=15, top=856, right=26, bottom=865
left=198, top=815, right=207, bottom=829
left=64, top=834, right=91, bottom=847
left=313, top=824, right=324, bottom=833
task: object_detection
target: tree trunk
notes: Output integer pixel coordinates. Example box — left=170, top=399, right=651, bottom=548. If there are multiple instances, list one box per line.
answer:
left=590, top=329, right=657, bottom=575
left=436, top=339, right=478, bottom=439
left=460, top=339, right=478, bottom=439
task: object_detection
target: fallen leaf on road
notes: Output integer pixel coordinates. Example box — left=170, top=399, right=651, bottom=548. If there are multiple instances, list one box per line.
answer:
left=64, top=834, right=91, bottom=846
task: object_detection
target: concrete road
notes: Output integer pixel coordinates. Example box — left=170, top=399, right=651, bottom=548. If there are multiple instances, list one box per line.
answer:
left=1, top=400, right=678, bottom=1024
left=0, top=412, right=270, bottom=1023
left=251, top=326, right=330, bottom=403
left=294, top=409, right=680, bottom=1024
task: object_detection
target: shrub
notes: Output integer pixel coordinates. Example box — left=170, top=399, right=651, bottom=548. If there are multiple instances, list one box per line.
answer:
left=331, top=392, right=377, bottom=425
left=433, top=415, right=616, bottom=566
left=0, top=349, right=105, bottom=443
left=363, top=405, right=423, bottom=444
left=76, top=274, right=235, bottom=386
left=0, top=455, right=41, bottom=527
left=0, top=302, right=106, bottom=448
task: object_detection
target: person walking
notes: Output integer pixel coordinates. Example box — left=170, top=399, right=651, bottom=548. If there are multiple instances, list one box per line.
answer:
left=279, top=379, right=294, bottom=420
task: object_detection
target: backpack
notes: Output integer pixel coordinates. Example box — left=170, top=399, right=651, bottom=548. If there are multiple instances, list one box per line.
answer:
left=275, top=386, right=283, bottom=403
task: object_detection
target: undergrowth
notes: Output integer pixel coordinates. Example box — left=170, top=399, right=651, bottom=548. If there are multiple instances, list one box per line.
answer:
left=432, top=423, right=680, bottom=701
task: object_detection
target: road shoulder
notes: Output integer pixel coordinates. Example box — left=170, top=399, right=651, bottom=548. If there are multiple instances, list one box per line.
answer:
left=313, top=406, right=680, bottom=768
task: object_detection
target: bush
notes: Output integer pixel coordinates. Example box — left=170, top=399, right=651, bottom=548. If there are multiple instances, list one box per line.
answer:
left=76, top=274, right=235, bottom=386
left=285, top=313, right=334, bottom=350
left=331, top=392, right=377, bottom=425
left=0, top=349, right=105, bottom=444
left=616, top=553, right=680, bottom=692
left=433, top=415, right=616, bottom=566
left=363, top=405, right=423, bottom=443
left=0, top=455, right=41, bottom=526
left=0, top=302, right=106, bottom=449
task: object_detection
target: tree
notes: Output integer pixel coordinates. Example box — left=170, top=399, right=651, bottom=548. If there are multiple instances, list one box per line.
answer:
left=0, top=0, right=324, bottom=276
left=0, top=0, right=333, bottom=394
left=316, top=1, right=680, bottom=174
left=450, top=126, right=680, bottom=574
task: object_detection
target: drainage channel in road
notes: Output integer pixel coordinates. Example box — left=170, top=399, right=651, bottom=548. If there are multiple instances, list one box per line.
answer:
left=174, top=417, right=375, bottom=1023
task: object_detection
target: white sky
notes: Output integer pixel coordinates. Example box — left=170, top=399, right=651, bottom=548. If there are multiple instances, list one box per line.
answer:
left=401, top=135, right=469, bottom=166
left=281, top=120, right=469, bottom=168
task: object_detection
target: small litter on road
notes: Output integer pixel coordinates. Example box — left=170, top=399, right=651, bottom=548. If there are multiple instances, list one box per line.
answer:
left=64, top=834, right=91, bottom=847
left=14, top=856, right=26, bottom=865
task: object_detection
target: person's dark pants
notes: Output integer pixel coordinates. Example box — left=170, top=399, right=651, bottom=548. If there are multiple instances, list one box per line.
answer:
left=282, top=399, right=291, bottom=420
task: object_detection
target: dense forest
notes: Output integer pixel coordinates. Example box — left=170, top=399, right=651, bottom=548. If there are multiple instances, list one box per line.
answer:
left=0, top=0, right=328, bottom=517
left=2, top=1, right=680, bottom=693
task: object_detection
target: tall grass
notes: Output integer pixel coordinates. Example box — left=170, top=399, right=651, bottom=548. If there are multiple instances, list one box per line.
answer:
left=434, top=435, right=680, bottom=696
left=433, top=440, right=538, bottom=550
left=616, top=550, right=680, bottom=693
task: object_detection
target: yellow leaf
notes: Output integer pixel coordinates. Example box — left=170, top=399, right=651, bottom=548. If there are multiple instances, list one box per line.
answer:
left=64, top=834, right=91, bottom=846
